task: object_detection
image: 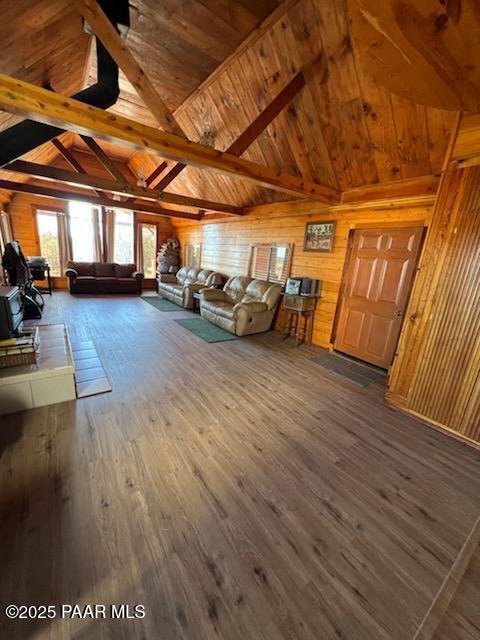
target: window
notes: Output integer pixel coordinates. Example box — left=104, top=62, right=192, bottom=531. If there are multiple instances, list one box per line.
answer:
left=185, top=243, right=201, bottom=268
left=249, top=244, right=292, bottom=285
left=36, top=211, right=61, bottom=276
left=114, top=210, right=134, bottom=264
left=69, top=201, right=98, bottom=262
left=141, top=224, right=157, bottom=278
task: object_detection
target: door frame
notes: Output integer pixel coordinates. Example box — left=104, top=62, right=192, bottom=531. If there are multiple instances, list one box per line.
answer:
left=330, top=222, right=427, bottom=369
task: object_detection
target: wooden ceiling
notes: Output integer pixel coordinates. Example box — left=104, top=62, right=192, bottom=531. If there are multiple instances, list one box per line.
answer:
left=0, top=0, right=464, bottom=209
left=0, top=0, right=90, bottom=134
left=84, top=0, right=281, bottom=124
left=347, top=0, right=480, bottom=112
left=146, top=0, right=458, bottom=206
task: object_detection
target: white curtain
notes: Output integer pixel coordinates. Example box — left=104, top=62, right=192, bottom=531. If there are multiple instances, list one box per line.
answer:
left=105, top=208, right=116, bottom=262
left=92, top=207, right=102, bottom=262
left=135, top=221, right=144, bottom=272
left=0, top=210, right=13, bottom=284
left=0, top=210, right=13, bottom=249
left=57, top=212, right=72, bottom=275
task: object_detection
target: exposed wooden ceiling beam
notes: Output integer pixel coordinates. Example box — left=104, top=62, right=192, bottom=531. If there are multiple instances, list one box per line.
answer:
left=450, top=114, right=480, bottom=169
left=122, top=162, right=169, bottom=207
left=175, top=0, right=301, bottom=117
left=0, top=73, right=340, bottom=203
left=4, top=160, right=243, bottom=215
left=146, top=162, right=168, bottom=187
left=0, top=178, right=202, bottom=221
left=51, top=138, right=106, bottom=198
left=80, top=135, right=126, bottom=183
left=123, top=161, right=169, bottom=206
left=71, top=0, right=185, bottom=137
left=229, top=72, right=306, bottom=156
left=341, top=174, right=439, bottom=206
left=127, top=1, right=302, bottom=194
left=156, top=71, right=306, bottom=192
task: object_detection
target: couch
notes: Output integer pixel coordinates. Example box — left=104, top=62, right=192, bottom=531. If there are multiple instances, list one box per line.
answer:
left=200, top=276, right=282, bottom=336
left=157, top=266, right=223, bottom=309
left=66, top=261, right=144, bottom=294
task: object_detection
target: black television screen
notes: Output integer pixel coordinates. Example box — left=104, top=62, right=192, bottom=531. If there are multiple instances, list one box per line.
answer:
left=0, top=286, right=22, bottom=338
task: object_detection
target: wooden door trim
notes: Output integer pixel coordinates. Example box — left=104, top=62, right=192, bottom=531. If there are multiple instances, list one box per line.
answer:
left=330, top=229, right=355, bottom=346
left=331, top=224, right=427, bottom=368
left=391, top=226, right=428, bottom=371
left=348, top=220, right=427, bottom=230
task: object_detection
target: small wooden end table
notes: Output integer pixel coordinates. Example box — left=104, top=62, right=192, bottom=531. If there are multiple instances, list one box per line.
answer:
left=193, top=292, right=201, bottom=314
left=282, top=294, right=317, bottom=346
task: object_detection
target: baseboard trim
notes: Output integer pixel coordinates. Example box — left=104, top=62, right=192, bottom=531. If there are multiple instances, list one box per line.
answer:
left=413, top=514, right=480, bottom=640
left=385, top=394, right=480, bottom=452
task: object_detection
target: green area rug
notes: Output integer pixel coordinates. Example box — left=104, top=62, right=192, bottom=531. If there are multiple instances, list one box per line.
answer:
left=309, top=350, right=385, bottom=387
left=174, top=318, right=238, bottom=343
left=142, top=296, right=180, bottom=312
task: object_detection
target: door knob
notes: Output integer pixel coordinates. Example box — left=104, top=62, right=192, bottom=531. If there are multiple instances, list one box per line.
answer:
left=394, top=309, right=403, bottom=317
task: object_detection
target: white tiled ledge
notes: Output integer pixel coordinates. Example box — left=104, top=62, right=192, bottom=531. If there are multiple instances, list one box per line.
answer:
left=0, top=324, right=76, bottom=415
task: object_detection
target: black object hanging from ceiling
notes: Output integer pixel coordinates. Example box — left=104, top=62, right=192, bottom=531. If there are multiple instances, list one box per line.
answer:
left=0, top=0, right=130, bottom=167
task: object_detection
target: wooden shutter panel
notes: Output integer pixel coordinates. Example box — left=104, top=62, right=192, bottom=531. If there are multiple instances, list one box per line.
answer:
left=252, top=246, right=271, bottom=280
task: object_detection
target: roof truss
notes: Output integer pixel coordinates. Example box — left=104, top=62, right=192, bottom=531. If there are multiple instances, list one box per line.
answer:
left=0, top=73, right=340, bottom=204
left=0, top=177, right=202, bottom=221
left=71, top=0, right=185, bottom=136
left=155, top=71, right=306, bottom=192
left=4, top=159, right=243, bottom=215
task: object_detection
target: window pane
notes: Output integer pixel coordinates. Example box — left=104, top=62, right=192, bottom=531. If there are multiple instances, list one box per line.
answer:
left=142, top=224, right=157, bottom=278
left=250, top=244, right=290, bottom=284
left=269, top=246, right=289, bottom=284
left=114, top=210, right=134, bottom=264
left=191, top=245, right=201, bottom=268
left=186, top=243, right=201, bottom=268
left=37, top=212, right=60, bottom=276
left=69, top=201, right=95, bottom=262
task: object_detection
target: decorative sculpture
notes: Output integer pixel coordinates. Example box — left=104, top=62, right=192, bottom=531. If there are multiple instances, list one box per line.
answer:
left=156, top=238, right=180, bottom=274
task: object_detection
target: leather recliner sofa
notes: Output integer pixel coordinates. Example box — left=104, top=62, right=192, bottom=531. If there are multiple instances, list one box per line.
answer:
left=66, top=261, right=144, bottom=294
left=157, top=266, right=223, bottom=309
left=200, top=276, right=282, bottom=336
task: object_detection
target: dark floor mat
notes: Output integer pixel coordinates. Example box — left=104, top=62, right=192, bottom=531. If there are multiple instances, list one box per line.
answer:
left=309, top=351, right=386, bottom=387
left=141, top=296, right=180, bottom=311
left=174, top=318, right=238, bottom=343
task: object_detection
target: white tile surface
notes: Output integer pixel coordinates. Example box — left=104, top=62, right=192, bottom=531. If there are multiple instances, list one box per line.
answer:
left=0, top=324, right=76, bottom=415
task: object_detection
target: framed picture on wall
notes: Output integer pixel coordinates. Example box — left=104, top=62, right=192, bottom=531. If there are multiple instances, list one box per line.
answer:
left=303, top=221, right=336, bottom=252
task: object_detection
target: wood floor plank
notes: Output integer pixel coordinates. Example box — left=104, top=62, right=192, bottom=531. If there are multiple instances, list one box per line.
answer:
left=414, top=516, right=480, bottom=640
left=1, top=292, right=479, bottom=640
left=432, top=543, right=480, bottom=640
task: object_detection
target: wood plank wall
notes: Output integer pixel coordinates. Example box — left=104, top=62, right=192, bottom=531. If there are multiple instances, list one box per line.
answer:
left=388, top=166, right=480, bottom=443
left=174, top=201, right=432, bottom=348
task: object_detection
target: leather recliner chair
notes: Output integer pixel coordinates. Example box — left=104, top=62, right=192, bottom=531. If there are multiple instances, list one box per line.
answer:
left=157, top=266, right=222, bottom=309
left=200, top=276, right=282, bottom=336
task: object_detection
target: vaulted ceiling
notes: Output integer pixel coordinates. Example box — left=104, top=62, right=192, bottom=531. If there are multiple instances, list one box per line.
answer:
left=0, top=0, right=463, bottom=209
left=145, top=0, right=458, bottom=206
left=0, top=0, right=90, bottom=134
left=84, top=0, right=281, bottom=123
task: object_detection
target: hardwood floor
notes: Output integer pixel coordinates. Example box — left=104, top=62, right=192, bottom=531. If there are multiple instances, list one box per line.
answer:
left=1, top=292, right=479, bottom=640
left=433, top=543, right=480, bottom=640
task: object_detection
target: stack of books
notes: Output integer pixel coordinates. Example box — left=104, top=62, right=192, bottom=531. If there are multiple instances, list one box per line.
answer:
left=0, top=328, right=39, bottom=369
